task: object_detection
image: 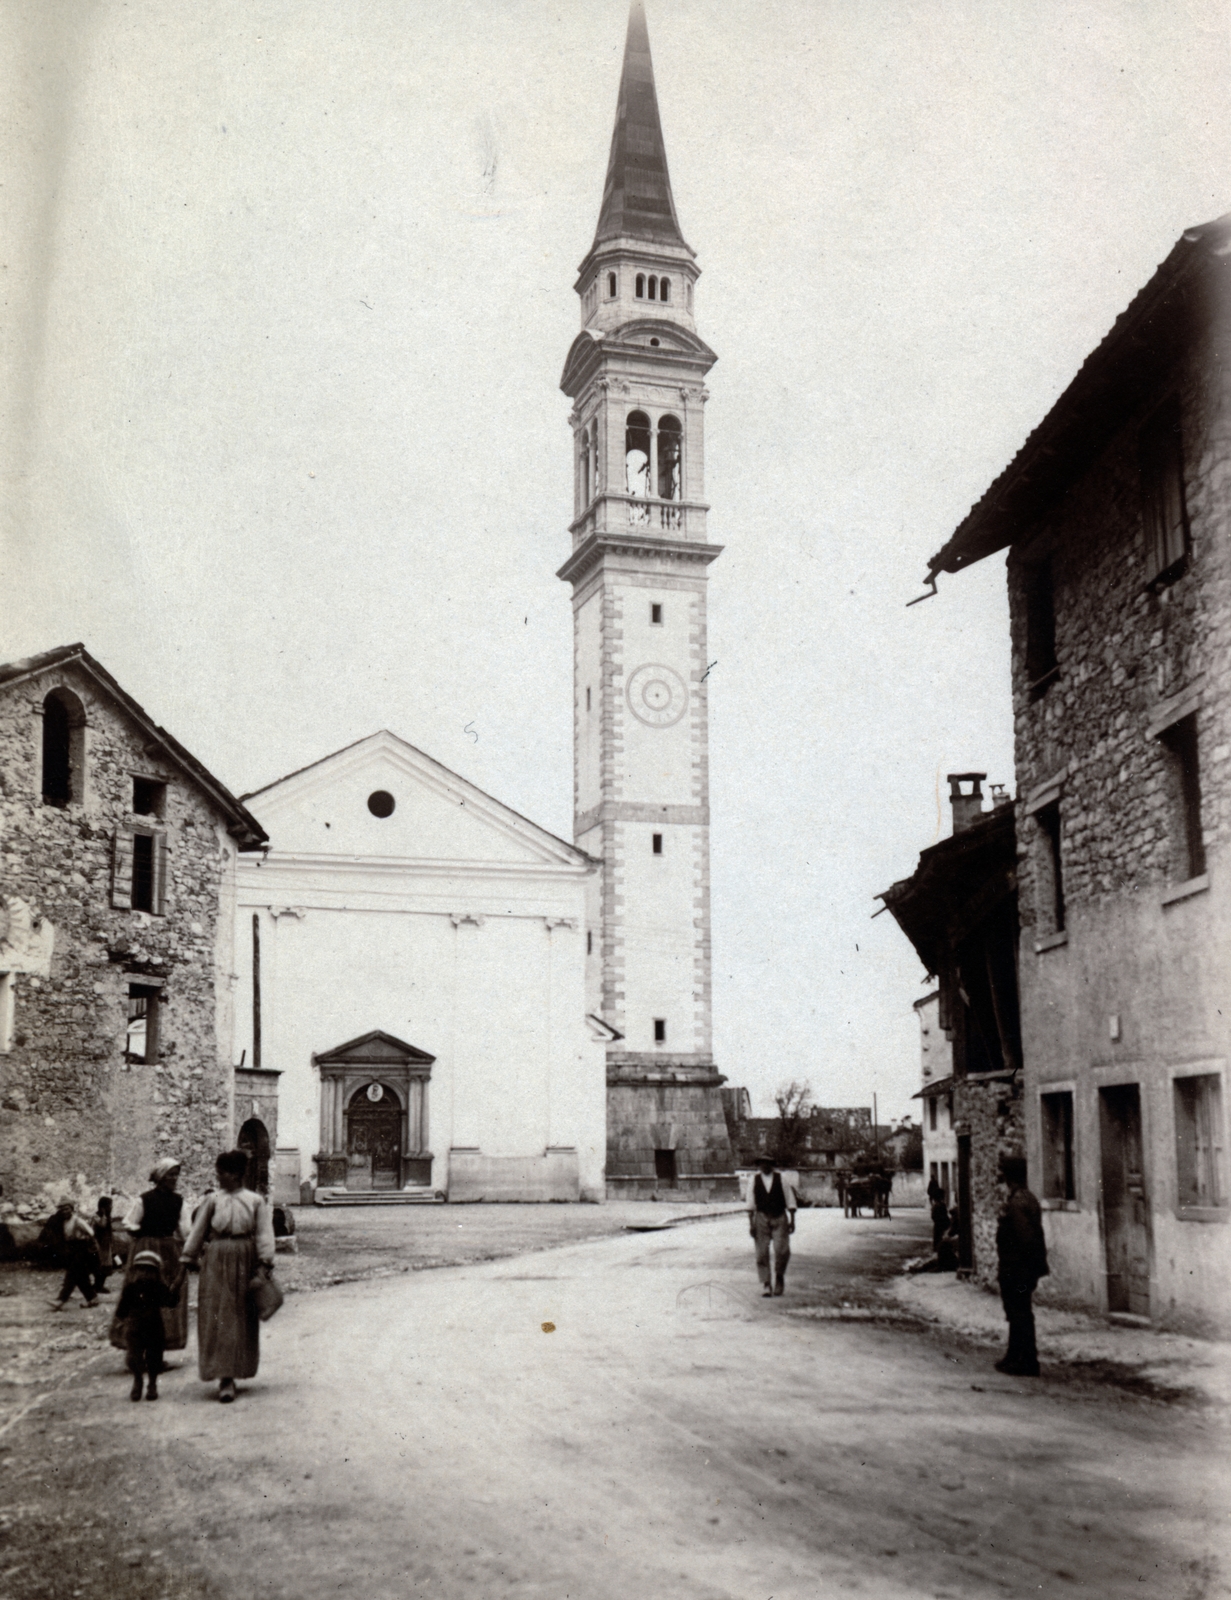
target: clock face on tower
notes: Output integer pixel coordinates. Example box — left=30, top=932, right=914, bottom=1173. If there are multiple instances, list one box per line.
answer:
left=626, top=663, right=689, bottom=728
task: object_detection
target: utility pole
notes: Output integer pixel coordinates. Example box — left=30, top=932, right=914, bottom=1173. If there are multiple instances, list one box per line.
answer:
left=873, top=1092, right=879, bottom=1164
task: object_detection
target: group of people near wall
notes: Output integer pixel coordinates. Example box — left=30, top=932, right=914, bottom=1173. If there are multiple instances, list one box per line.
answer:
left=48, top=1151, right=277, bottom=1404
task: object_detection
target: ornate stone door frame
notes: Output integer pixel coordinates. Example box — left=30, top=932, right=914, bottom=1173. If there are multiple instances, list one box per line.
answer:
left=313, top=1030, right=435, bottom=1189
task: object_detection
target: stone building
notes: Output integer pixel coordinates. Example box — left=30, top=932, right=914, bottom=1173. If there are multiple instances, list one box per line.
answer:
left=230, top=731, right=607, bottom=1204
left=881, top=775, right=1023, bottom=1284
left=0, top=644, right=266, bottom=1206
left=557, top=0, right=736, bottom=1196
left=925, top=212, right=1231, bottom=1330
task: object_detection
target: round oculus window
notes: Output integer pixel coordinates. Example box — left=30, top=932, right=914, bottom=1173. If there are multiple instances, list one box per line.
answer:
left=367, top=790, right=395, bottom=818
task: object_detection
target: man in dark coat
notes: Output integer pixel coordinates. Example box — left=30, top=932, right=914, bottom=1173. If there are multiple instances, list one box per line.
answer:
left=995, top=1154, right=1049, bottom=1376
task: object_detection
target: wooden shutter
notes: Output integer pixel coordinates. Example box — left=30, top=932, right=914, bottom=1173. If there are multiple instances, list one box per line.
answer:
left=152, top=833, right=168, bottom=916
left=111, top=830, right=134, bottom=909
left=1141, top=403, right=1188, bottom=579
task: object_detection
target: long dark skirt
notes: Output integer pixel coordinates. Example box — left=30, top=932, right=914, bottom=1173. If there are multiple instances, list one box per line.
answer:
left=197, top=1237, right=260, bottom=1381
left=109, top=1236, right=187, bottom=1351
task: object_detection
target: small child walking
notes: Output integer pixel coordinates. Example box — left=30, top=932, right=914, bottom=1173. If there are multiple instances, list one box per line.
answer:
left=50, top=1202, right=102, bottom=1311
left=116, top=1250, right=181, bottom=1401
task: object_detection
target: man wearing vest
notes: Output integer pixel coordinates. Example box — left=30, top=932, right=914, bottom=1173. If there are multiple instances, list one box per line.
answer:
left=747, top=1155, right=799, bottom=1297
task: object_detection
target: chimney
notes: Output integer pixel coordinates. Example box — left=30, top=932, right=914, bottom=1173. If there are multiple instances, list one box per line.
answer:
left=990, top=783, right=1011, bottom=809
left=948, top=772, right=987, bottom=834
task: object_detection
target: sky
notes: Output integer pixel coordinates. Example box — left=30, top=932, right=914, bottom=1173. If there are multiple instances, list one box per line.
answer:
left=3, top=0, right=1229, bottom=1119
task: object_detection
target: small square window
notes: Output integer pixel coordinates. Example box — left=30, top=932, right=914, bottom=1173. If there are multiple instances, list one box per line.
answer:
left=652, top=833, right=662, bottom=855
left=126, top=984, right=161, bottom=1064
left=133, top=777, right=166, bottom=817
left=650, top=603, right=663, bottom=625
left=653, top=1018, right=666, bottom=1043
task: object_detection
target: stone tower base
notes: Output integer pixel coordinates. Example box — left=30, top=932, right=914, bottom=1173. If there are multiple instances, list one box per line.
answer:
left=606, top=1068, right=739, bottom=1199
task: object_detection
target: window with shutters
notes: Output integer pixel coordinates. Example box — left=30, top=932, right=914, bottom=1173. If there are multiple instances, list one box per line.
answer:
left=1174, top=1074, right=1225, bottom=1214
left=1023, top=559, right=1058, bottom=696
left=112, top=828, right=167, bottom=914
left=1040, top=1091, right=1075, bottom=1201
left=1140, top=399, right=1189, bottom=584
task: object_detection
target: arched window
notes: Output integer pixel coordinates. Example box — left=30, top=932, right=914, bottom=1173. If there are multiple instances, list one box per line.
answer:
left=660, top=277, right=671, bottom=303
left=237, top=1118, right=271, bottom=1196
left=625, top=411, right=651, bottom=498
left=607, top=271, right=617, bottom=298
left=648, top=276, right=657, bottom=301
left=580, top=426, right=591, bottom=506
left=657, top=414, right=682, bottom=501
left=635, top=274, right=645, bottom=299
left=42, top=687, right=85, bottom=806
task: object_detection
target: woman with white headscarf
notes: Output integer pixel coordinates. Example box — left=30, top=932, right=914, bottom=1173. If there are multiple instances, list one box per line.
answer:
left=116, top=1158, right=188, bottom=1351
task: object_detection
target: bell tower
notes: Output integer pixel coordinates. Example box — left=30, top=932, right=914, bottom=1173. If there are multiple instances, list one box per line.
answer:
left=558, top=0, right=736, bottom=1197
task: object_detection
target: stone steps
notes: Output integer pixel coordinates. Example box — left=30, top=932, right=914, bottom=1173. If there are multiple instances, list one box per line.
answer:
left=313, top=1188, right=443, bottom=1207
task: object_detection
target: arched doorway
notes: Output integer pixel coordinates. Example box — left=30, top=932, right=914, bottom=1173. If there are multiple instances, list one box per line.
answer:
left=237, top=1118, right=271, bottom=1196
left=346, top=1083, right=403, bottom=1191
left=314, top=1030, right=436, bottom=1192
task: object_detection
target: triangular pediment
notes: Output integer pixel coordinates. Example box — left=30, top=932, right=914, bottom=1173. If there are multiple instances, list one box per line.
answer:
left=315, top=1030, right=436, bottom=1066
left=242, top=731, right=590, bottom=871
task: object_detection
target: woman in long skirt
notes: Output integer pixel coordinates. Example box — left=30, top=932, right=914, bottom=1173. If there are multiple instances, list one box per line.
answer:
left=180, top=1149, right=276, bottom=1403
left=114, top=1158, right=188, bottom=1351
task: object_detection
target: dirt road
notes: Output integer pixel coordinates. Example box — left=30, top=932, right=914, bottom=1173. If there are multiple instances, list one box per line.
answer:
left=1, top=1209, right=1225, bottom=1599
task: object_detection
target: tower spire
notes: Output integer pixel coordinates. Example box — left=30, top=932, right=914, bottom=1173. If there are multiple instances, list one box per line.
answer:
left=593, top=1, right=687, bottom=250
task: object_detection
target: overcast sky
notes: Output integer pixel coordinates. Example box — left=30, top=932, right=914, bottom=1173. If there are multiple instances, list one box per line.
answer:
left=3, top=0, right=1229, bottom=1119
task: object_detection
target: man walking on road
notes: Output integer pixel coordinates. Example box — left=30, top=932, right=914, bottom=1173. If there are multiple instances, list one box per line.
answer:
left=747, top=1155, right=798, bottom=1297
left=995, top=1154, right=1049, bottom=1376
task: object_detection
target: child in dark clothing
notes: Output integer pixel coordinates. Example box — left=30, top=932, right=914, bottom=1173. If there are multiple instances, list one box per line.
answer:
left=116, top=1250, right=180, bottom=1400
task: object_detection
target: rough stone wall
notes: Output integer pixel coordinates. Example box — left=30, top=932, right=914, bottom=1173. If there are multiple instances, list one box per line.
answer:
left=1008, top=336, right=1231, bottom=927
left=954, top=1076, right=1024, bottom=1289
left=1004, top=297, right=1231, bottom=1325
left=0, top=663, right=239, bottom=1208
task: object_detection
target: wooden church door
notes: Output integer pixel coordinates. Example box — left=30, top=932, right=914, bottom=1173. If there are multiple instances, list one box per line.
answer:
left=347, top=1085, right=402, bottom=1190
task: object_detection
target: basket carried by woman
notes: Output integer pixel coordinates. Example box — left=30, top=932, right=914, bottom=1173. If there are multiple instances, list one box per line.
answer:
left=181, top=1150, right=277, bottom=1403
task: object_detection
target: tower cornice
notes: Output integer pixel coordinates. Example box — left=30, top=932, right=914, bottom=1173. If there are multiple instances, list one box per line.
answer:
left=560, top=324, right=716, bottom=399
left=556, top=531, right=723, bottom=589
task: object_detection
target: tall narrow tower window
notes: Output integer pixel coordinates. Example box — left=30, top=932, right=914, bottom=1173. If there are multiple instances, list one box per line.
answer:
left=635, top=274, right=645, bottom=299
left=41, top=688, right=86, bottom=807
left=625, top=412, right=651, bottom=498
left=607, top=272, right=617, bottom=298
left=660, top=278, right=671, bottom=303
left=580, top=427, right=591, bottom=506
left=647, top=275, right=657, bottom=300
left=650, top=603, right=662, bottom=624
left=652, top=833, right=663, bottom=854
left=657, top=415, right=682, bottom=501
left=653, top=1019, right=666, bottom=1043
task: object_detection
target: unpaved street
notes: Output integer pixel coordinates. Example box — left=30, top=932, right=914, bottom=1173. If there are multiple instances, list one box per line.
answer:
left=1, top=1209, right=1226, bottom=1600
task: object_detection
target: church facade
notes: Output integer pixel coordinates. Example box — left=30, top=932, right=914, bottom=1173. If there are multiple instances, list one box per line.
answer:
left=231, top=732, right=607, bottom=1204
left=558, top=2, right=737, bottom=1196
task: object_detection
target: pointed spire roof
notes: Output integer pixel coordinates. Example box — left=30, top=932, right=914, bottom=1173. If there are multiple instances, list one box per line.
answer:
left=592, top=1, right=687, bottom=251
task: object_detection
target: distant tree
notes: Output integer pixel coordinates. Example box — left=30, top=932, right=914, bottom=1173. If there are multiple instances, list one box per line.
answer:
left=897, top=1122, right=924, bottom=1171
left=772, top=1079, right=813, bottom=1166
